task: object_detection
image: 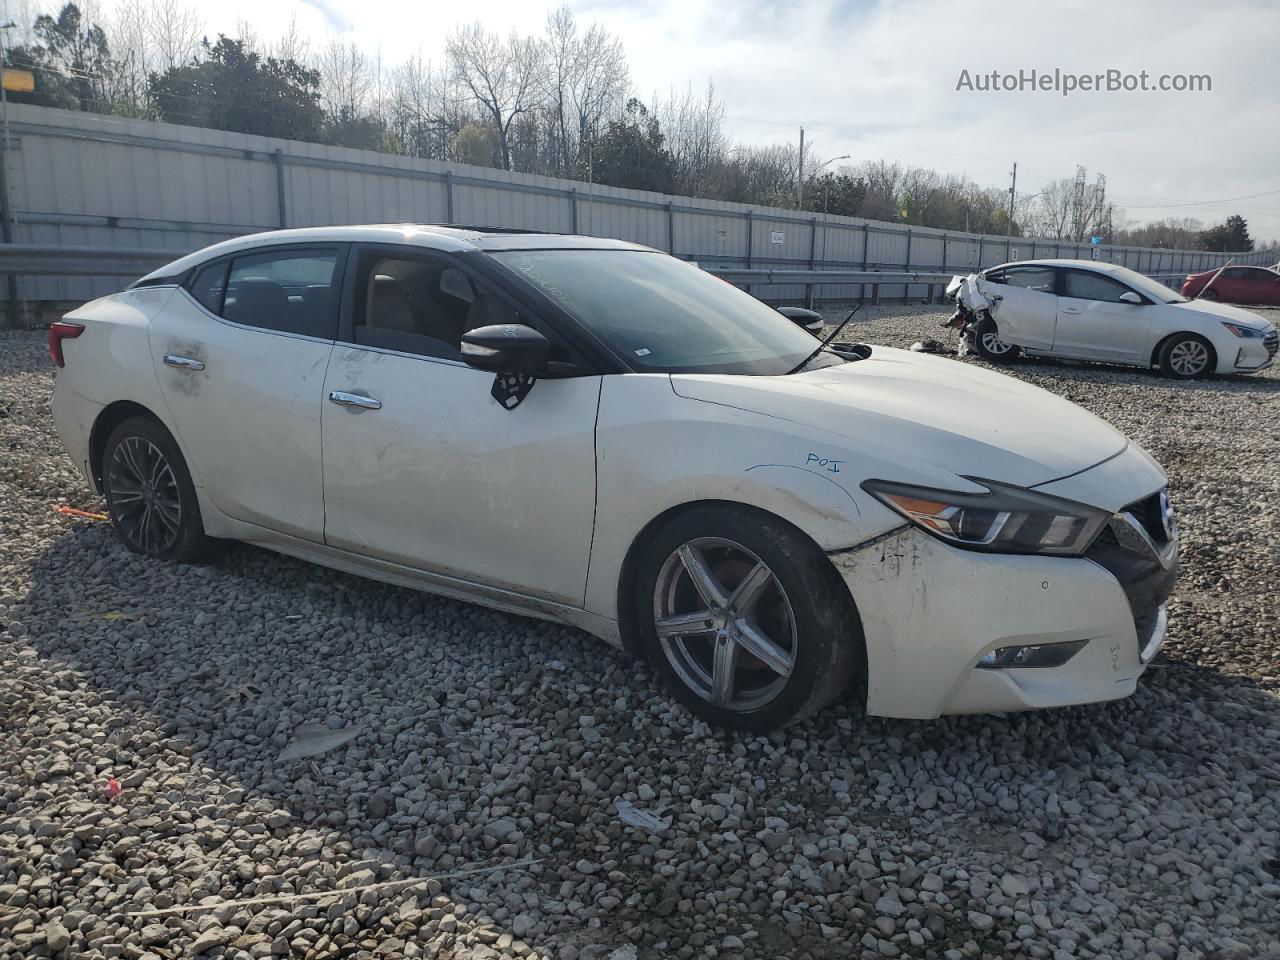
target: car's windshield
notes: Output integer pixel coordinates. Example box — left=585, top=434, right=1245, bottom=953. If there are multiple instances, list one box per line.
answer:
left=488, top=248, right=831, bottom=375
left=1106, top=264, right=1189, bottom=304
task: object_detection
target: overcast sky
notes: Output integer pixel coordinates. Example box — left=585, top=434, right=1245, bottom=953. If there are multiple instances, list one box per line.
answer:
left=75, top=0, right=1280, bottom=242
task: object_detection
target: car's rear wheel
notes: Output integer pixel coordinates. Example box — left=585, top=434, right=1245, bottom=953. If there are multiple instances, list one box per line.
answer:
left=1157, top=333, right=1215, bottom=379
left=972, top=312, right=1020, bottom=363
left=103, top=416, right=218, bottom=562
left=633, top=505, right=861, bottom=731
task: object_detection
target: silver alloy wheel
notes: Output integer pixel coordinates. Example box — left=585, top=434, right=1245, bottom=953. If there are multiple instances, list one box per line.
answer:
left=981, top=331, right=1013, bottom=354
left=1168, top=338, right=1210, bottom=376
left=653, top=537, right=798, bottom=712
left=107, top=435, right=183, bottom=554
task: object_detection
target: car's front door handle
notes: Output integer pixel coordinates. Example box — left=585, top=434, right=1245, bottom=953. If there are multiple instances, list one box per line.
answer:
left=163, top=354, right=205, bottom=371
left=329, top=390, right=382, bottom=411
left=1061, top=307, right=1082, bottom=315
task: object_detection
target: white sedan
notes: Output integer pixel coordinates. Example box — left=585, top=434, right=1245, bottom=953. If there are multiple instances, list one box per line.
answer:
left=964, top=259, right=1277, bottom=378
left=51, top=226, right=1177, bottom=730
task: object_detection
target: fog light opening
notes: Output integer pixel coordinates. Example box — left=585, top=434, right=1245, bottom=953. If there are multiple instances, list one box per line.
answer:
left=976, top=639, right=1089, bottom=670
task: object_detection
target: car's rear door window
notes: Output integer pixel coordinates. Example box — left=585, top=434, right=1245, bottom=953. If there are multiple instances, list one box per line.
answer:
left=218, top=247, right=343, bottom=339
left=1062, top=271, right=1136, bottom=303
left=188, top=260, right=228, bottom=315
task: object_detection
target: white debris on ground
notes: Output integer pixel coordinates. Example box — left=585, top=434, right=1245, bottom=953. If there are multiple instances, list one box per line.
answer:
left=1, top=314, right=1278, bottom=960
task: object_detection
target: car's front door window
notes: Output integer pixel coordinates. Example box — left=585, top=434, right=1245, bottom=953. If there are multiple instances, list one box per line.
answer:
left=353, top=251, right=481, bottom=360
left=999, top=267, right=1057, bottom=293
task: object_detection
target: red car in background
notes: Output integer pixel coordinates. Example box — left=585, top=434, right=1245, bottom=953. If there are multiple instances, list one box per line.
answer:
left=1180, top=265, right=1280, bottom=304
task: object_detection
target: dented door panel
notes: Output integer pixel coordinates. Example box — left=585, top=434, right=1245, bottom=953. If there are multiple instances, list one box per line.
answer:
left=986, top=283, right=1060, bottom=351
left=320, top=346, right=602, bottom=606
left=147, top=289, right=333, bottom=540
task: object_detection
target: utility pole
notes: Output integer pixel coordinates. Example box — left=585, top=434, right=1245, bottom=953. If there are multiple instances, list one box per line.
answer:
left=796, top=126, right=805, bottom=208
left=1007, top=162, right=1017, bottom=236
left=0, top=21, right=18, bottom=328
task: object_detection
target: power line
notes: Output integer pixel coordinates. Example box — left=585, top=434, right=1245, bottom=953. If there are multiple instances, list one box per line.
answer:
left=1111, top=190, right=1280, bottom=211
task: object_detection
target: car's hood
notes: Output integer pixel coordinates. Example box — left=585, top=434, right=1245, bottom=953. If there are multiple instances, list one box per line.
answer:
left=670, top=347, right=1128, bottom=489
left=1173, top=297, right=1275, bottom=330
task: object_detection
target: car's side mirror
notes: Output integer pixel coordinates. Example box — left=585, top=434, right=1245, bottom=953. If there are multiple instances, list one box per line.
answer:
left=775, top=306, right=825, bottom=335
left=1118, top=291, right=1143, bottom=305
left=461, top=323, right=549, bottom=374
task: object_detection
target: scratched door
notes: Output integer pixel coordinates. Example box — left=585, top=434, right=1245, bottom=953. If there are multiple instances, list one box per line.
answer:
left=320, top=343, right=603, bottom=607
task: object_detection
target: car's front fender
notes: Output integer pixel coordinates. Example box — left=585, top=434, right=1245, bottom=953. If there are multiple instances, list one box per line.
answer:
left=582, top=374, right=906, bottom=622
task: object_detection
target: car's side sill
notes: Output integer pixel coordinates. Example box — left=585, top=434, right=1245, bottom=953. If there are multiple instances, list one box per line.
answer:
left=235, top=524, right=623, bottom=649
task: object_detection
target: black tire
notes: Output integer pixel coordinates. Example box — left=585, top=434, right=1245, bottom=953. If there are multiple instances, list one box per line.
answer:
left=971, top=312, right=1020, bottom=364
left=102, top=416, right=220, bottom=562
left=1199, top=288, right=1220, bottom=302
left=1156, top=333, right=1215, bottom=380
left=632, top=504, right=863, bottom=731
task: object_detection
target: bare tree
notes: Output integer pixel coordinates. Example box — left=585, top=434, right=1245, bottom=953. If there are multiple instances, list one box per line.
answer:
left=107, top=0, right=151, bottom=110
left=857, top=160, right=904, bottom=221
left=316, top=38, right=374, bottom=120
left=448, top=21, right=545, bottom=171
left=271, top=15, right=310, bottom=64
left=719, top=143, right=798, bottom=206
left=147, top=0, right=201, bottom=70
left=390, top=53, right=472, bottom=159
left=1025, top=167, right=1111, bottom=241
left=233, top=17, right=260, bottom=55
left=655, top=81, right=724, bottom=196
left=1112, top=216, right=1205, bottom=249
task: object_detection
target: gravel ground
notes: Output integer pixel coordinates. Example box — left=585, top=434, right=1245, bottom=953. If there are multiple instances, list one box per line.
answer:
left=1, top=309, right=1279, bottom=960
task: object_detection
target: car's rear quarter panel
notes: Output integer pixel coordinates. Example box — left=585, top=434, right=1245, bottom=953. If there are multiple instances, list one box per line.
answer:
left=51, top=288, right=179, bottom=487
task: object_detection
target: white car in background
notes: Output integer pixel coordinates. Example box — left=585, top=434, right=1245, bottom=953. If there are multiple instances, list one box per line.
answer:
left=964, top=259, right=1278, bottom=378
left=51, top=226, right=1176, bottom=730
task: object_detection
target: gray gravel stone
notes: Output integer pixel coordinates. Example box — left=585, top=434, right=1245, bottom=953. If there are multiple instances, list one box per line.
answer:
left=1, top=309, right=1279, bottom=960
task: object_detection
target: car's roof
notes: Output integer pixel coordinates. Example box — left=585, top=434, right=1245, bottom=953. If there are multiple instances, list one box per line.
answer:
left=1188, top=264, right=1276, bottom=276
left=137, top=224, right=656, bottom=283
left=984, top=258, right=1132, bottom=274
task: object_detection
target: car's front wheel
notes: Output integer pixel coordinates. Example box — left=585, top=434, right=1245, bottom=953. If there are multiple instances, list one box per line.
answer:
left=1199, top=288, right=1220, bottom=302
left=971, top=312, right=1020, bottom=363
left=103, top=416, right=218, bottom=562
left=633, top=505, right=862, bottom=731
left=1157, top=333, right=1215, bottom=379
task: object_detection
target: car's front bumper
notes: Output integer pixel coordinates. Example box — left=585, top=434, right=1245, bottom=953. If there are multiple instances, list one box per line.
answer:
left=1226, top=330, right=1277, bottom=372
left=831, top=525, right=1173, bottom=718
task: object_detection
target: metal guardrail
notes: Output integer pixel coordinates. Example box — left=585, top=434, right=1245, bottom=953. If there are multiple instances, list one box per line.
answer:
left=710, top=267, right=1193, bottom=303
left=0, top=243, right=173, bottom=276
left=710, top=268, right=955, bottom=286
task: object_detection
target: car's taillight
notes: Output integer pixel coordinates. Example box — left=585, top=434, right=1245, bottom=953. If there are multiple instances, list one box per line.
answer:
left=48, top=321, right=85, bottom=368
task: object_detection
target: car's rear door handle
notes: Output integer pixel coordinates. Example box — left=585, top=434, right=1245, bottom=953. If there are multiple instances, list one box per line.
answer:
left=163, top=354, right=205, bottom=371
left=329, top=390, right=382, bottom=411
left=1061, top=307, right=1082, bottom=315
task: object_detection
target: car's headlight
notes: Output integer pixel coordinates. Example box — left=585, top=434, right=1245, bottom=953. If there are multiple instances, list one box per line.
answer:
left=861, top=478, right=1110, bottom=556
left=1221, top=322, right=1265, bottom=338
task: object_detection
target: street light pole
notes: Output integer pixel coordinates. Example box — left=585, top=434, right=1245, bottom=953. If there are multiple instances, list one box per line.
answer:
left=813, top=154, right=851, bottom=214
left=796, top=127, right=804, bottom=208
